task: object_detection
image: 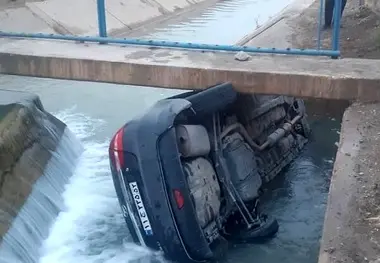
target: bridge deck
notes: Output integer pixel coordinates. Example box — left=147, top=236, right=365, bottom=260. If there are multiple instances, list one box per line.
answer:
left=0, top=39, right=379, bottom=101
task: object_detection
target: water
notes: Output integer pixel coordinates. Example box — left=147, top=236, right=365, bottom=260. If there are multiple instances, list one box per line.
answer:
left=130, top=0, right=291, bottom=43
left=0, top=79, right=341, bottom=263
left=38, top=109, right=155, bottom=263
left=0, top=0, right=340, bottom=262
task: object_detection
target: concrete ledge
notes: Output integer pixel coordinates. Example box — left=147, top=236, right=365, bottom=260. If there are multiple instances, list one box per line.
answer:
left=0, top=89, right=66, bottom=239
left=319, top=102, right=380, bottom=263
left=0, top=6, right=55, bottom=34
left=1, top=39, right=380, bottom=101
left=0, top=0, right=42, bottom=10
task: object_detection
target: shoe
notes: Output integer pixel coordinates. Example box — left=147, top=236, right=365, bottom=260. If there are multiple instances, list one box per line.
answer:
left=329, top=23, right=344, bottom=29
left=322, top=24, right=331, bottom=30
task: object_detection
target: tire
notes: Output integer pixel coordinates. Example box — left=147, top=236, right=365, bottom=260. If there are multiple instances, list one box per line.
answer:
left=295, top=116, right=311, bottom=139
left=224, top=214, right=279, bottom=243
left=209, top=236, right=229, bottom=261
left=300, top=117, right=311, bottom=138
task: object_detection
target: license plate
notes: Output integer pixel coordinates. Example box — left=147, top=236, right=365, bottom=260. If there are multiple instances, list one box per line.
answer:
left=129, top=182, right=153, bottom=235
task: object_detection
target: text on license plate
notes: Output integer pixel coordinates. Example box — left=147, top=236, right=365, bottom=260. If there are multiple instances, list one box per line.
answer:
left=129, top=182, right=153, bottom=235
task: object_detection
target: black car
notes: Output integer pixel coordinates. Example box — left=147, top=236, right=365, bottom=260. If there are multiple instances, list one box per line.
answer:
left=109, top=83, right=310, bottom=263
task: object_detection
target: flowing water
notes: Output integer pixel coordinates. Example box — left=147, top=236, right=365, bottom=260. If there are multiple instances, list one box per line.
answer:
left=0, top=126, right=83, bottom=263
left=128, top=0, right=291, bottom=43
left=0, top=0, right=340, bottom=262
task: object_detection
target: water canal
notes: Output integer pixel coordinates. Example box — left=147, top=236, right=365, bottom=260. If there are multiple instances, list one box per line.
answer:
left=0, top=0, right=340, bottom=262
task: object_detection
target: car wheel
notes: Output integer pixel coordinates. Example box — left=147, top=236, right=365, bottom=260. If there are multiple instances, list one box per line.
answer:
left=225, top=214, right=279, bottom=243
left=295, top=116, right=311, bottom=139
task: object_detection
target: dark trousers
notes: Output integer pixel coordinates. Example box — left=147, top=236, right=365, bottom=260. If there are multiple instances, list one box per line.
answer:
left=325, top=0, right=347, bottom=27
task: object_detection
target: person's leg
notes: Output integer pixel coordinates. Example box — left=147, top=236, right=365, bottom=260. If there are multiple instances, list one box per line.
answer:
left=324, top=0, right=334, bottom=28
left=341, top=0, right=347, bottom=16
left=335, top=0, right=347, bottom=28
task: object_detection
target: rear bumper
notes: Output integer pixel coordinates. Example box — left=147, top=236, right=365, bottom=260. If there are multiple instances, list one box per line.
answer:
left=109, top=98, right=214, bottom=263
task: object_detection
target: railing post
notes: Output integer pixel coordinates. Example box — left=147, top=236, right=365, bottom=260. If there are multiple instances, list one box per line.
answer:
left=317, top=0, right=325, bottom=50
left=97, top=0, right=107, bottom=38
left=331, top=0, right=342, bottom=58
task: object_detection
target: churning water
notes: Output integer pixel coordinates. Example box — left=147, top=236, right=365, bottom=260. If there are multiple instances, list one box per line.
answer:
left=37, top=109, right=163, bottom=263
left=0, top=127, right=83, bottom=263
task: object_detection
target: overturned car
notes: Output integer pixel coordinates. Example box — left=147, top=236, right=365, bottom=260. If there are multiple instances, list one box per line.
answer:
left=109, top=83, right=310, bottom=263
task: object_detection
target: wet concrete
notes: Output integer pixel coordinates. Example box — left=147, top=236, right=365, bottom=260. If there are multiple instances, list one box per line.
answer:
left=0, top=89, right=69, bottom=239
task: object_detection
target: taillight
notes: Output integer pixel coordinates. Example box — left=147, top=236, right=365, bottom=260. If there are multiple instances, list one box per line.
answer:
left=174, top=189, right=184, bottom=209
left=110, top=127, right=125, bottom=172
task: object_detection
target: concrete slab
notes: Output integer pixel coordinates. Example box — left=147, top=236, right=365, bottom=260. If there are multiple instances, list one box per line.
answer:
left=103, top=0, right=162, bottom=30
left=0, top=39, right=380, bottom=101
left=149, top=0, right=197, bottom=12
left=237, top=0, right=315, bottom=48
left=0, top=7, right=54, bottom=33
left=0, top=0, right=43, bottom=10
left=26, top=0, right=125, bottom=35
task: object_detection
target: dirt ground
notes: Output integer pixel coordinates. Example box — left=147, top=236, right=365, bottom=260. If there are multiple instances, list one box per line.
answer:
left=291, top=1, right=380, bottom=59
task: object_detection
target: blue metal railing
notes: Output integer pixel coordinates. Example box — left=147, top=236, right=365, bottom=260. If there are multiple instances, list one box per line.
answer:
left=0, top=0, right=343, bottom=58
left=332, top=0, right=342, bottom=51
left=0, top=31, right=340, bottom=56
left=317, top=0, right=325, bottom=50
left=97, top=0, right=107, bottom=38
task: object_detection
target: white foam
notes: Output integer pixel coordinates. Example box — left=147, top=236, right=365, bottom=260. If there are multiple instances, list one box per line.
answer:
left=39, top=107, right=159, bottom=263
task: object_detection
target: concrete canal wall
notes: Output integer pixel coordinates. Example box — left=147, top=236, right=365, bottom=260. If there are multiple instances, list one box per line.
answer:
left=319, top=103, right=380, bottom=263
left=0, top=90, right=66, bottom=240
left=0, top=0, right=209, bottom=35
